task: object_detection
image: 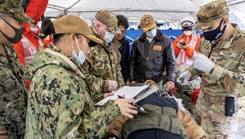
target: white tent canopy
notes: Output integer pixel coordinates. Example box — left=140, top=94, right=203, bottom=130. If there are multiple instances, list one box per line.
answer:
left=45, top=0, right=196, bottom=20
left=45, top=0, right=245, bottom=19
left=44, top=0, right=245, bottom=30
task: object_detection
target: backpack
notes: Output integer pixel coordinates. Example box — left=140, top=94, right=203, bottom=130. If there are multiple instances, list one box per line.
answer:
left=122, top=93, right=188, bottom=139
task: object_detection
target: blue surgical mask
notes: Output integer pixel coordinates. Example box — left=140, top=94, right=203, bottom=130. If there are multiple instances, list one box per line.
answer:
left=146, top=28, right=157, bottom=38
left=104, top=31, right=114, bottom=43
left=203, top=18, right=227, bottom=41
left=72, top=36, right=86, bottom=65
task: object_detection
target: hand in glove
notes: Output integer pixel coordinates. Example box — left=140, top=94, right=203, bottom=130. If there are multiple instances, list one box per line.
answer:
left=166, top=81, right=175, bottom=89
left=177, top=70, right=192, bottom=85
left=108, top=80, right=118, bottom=92
left=193, top=53, right=215, bottom=73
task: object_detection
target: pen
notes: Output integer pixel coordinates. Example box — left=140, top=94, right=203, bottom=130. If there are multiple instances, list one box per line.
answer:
left=134, top=103, right=145, bottom=111
left=117, top=95, right=124, bottom=99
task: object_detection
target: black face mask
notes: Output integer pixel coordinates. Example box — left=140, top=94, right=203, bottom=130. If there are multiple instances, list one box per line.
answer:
left=0, top=17, right=24, bottom=43
left=203, top=18, right=227, bottom=41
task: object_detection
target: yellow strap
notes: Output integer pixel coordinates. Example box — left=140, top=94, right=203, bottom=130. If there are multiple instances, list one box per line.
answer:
left=44, top=48, right=85, bottom=78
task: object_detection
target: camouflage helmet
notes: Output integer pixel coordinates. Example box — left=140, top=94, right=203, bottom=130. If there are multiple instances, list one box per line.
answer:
left=195, top=0, right=229, bottom=30
left=95, top=9, right=121, bottom=34
left=0, top=0, right=34, bottom=23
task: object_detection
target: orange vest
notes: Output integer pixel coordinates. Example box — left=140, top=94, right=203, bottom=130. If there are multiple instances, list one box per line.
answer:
left=172, top=34, right=201, bottom=66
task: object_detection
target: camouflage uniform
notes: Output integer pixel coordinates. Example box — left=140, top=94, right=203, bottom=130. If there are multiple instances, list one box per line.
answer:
left=25, top=45, right=121, bottom=139
left=188, top=1, right=245, bottom=138
left=0, top=0, right=33, bottom=138
left=174, top=64, right=201, bottom=113
left=82, top=26, right=125, bottom=102
left=0, top=44, right=27, bottom=139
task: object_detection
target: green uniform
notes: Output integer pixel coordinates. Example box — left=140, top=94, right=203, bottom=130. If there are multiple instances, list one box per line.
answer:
left=82, top=25, right=125, bottom=102
left=188, top=24, right=245, bottom=138
left=0, top=44, right=27, bottom=138
left=25, top=44, right=120, bottom=139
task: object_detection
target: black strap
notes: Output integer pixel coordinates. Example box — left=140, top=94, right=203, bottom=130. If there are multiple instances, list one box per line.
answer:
left=208, top=40, right=220, bottom=58
left=183, top=91, right=191, bottom=98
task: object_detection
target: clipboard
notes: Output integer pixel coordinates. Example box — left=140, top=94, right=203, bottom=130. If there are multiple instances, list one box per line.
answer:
left=133, top=87, right=158, bottom=104
left=95, top=84, right=150, bottom=106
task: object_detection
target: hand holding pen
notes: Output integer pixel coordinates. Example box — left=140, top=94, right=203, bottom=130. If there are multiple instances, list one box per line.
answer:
left=117, top=95, right=145, bottom=112
left=114, top=98, right=138, bottom=119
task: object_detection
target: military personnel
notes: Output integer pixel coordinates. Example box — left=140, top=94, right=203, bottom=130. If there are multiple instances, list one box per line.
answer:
left=82, top=9, right=125, bottom=102
left=177, top=0, right=245, bottom=138
left=25, top=15, right=137, bottom=138
left=0, top=0, right=34, bottom=138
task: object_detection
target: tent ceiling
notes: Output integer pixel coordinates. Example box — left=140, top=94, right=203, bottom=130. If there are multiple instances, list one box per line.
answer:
left=45, top=0, right=196, bottom=20
left=45, top=0, right=245, bottom=21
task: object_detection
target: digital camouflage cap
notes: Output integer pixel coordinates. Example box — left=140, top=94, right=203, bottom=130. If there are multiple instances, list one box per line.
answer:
left=95, top=9, right=121, bottom=34
left=0, top=0, right=34, bottom=23
left=195, top=0, right=229, bottom=30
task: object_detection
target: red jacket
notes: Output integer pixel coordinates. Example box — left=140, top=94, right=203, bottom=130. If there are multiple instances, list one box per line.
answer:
left=25, top=0, right=48, bottom=25
left=12, top=23, right=42, bottom=89
left=12, top=0, right=48, bottom=89
left=12, top=23, right=40, bottom=65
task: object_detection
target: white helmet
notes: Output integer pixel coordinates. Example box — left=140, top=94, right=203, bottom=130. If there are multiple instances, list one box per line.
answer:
left=180, top=17, right=195, bottom=30
left=180, top=20, right=195, bottom=30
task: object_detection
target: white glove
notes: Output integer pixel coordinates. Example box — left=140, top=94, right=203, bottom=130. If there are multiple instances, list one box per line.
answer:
left=193, top=53, right=215, bottom=73
left=108, top=80, right=118, bottom=91
left=177, top=71, right=192, bottom=85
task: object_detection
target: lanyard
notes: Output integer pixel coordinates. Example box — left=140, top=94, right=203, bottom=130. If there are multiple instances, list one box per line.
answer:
left=208, top=40, right=220, bottom=58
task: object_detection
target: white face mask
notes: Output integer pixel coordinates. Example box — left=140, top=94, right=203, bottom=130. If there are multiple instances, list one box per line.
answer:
left=30, top=27, right=38, bottom=34
left=146, top=28, right=157, bottom=38
left=104, top=31, right=114, bottom=43
left=72, top=36, right=86, bottom=65
left=184, top=30, right=192, bottom=36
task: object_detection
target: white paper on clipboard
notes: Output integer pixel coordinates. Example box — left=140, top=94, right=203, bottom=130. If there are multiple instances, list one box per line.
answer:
left=95, top=85, right=150, bottom=106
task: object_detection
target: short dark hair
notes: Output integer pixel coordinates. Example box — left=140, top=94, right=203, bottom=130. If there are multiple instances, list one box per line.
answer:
left=116, top=14, right=129, bottom=29
left=41, top=17, right=54, bottom=37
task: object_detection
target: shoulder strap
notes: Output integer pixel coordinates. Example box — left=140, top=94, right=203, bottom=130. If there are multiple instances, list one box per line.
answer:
left=44, top=48, right=85, bottom=79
